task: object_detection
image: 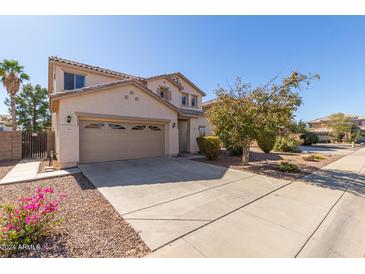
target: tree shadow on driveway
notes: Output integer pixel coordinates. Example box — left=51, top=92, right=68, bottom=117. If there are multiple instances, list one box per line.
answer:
left=77, top=157, right=238, bottom=190
left=298, top=168, right=365, bottom=197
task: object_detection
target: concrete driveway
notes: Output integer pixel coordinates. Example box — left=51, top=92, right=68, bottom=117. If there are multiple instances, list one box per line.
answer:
left=79, top=149, right=365, bottom=258
left=300, top=143, right=358, bottom=155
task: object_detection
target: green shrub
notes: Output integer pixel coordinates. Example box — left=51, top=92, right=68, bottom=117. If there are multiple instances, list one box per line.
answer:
left=273, top=136, right=301, bottom=153
left=351, top=131, right=363, bottom=142
left=257, top=133, right=276, bottom=153
left=196, top=136, right=221, bottom=160
left=278, top=161, right=300, bottom=173
left=220, top=138, right=242, bottom=156
left=300, top=132, right=319, bottom=146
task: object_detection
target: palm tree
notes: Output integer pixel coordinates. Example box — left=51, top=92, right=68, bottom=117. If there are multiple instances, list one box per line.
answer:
left=0, top=59, right=30, bottom=130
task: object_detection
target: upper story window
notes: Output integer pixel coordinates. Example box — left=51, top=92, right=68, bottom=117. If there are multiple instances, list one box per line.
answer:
left=64, top=72, right=85, bottom=90
left=159, top=87, right=168, bottom=100
left=191, top=95, right=198, bottom=107
left=181, top=93, right=188, bottom=106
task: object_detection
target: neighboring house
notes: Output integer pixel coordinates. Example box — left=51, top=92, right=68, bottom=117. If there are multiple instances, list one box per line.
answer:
left=308, top=114, right=365, bottom=142
left=48, top=57, right=212, bottom=168
left=202, top=98, right=218, bottom=112
left=0, top=115, right=11, bottom=131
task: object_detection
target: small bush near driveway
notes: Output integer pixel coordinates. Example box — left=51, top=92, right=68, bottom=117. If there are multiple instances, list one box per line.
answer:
left=197, top=136, right=221, bottom=160
left=278, top=161, right=300, bottom=173
left=300, top=132, right=319, bottom=146
left=274, top=136, right=301, bottom=153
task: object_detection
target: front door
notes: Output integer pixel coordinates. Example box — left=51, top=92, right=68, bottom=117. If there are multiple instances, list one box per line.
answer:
left=178, top=120, right=188, bottom=153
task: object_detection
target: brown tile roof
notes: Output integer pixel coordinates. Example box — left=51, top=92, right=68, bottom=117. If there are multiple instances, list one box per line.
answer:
left=49, top=56, right=145, bottom=81
left=178, top=108, right=205, bottom=117
left=202, top=98, right=218, bottom=106
left=48, top=57, right=207, bottom=95
left=308, top=114, right=365, bottom=124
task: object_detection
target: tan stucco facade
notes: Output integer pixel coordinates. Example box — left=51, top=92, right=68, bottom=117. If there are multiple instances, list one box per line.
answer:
left=54, top=84, right=179, bottom=168
left=49, top=57, right=211, bottom=168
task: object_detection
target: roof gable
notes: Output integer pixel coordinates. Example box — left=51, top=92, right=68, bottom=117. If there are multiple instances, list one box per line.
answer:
left=146, top=75, right=184, bottom=90
left=168, top=72, right=206, bottom=96
left=50, top=80, right=180, bottom=113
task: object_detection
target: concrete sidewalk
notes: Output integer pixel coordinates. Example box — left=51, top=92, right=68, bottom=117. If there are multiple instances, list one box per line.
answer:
left=0, top=159, right=81, bottom=185
left=148, top=148, right=365, bottom=257
left=0, top=160, right=40, bottom=184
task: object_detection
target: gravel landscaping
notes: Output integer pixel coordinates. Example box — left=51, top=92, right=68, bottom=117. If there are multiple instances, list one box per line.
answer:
left=0, top=160, right=18, bottom=180
left=0, top=173, right=150, bottom=258
left=195, top=147, right=344, bottom=181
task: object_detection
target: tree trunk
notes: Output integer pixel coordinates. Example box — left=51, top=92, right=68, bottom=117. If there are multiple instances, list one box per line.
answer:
left=241, top=143, right=250, bottom=165
left=32, top=103, right=36, bottom=132
left=10, top=94, right=16, bottom=131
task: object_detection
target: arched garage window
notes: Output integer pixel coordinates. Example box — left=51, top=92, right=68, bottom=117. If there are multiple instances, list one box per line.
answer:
left=149, top=126, right=161, bottom=131
left=132, top=125, right=146, bottom=130
left=109, top=123, right=125, bottom=130
left=85, top=123, right=104, bottom=129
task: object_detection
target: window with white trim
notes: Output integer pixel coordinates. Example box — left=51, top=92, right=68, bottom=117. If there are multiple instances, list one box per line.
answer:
left=158, top=87, right=168, bottom=99
left=191, top=95, right=197, bottom=107
left=198, top=126, right=206, bottom=137
left=181, top=93, right=188, bottom=106
left=64, top=72, right=85, bottom=90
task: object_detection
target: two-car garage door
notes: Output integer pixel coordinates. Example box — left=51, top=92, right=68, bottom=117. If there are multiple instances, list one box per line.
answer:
left=79, top=120, right=165, bottom=163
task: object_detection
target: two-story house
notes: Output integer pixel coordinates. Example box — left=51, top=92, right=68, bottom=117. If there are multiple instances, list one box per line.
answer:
left=308, top=114, right=365, bottom=142
left=48, top=57, right=211, bottom=168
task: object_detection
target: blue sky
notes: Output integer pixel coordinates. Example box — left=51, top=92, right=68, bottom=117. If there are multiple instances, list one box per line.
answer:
left=0, top=16, right=364, bottom=122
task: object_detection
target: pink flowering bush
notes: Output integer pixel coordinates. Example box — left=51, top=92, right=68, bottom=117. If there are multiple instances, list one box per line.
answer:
left=0, top=186, right=67, bottom=254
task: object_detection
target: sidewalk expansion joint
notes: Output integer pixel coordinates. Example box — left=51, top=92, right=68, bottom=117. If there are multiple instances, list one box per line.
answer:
left=151, top=179, right=295, bottom=252
left=294, top=163, right=365, bottom=258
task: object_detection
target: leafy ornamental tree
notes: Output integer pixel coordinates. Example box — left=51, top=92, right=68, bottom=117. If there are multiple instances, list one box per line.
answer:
left=325, top=113, right=353, bottom=142
left=0, top=59, right=30, bottom=130
left=0, top=115, right=12, bottom=127
left=5, top=83, right=50, bottom=132
left=207, top=72, right=319, bottom=165
left=290, top=119, right=308, bottom=133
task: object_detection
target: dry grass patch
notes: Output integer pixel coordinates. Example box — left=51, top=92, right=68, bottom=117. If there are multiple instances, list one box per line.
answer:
left=301, top=154, right=326, bottom=162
